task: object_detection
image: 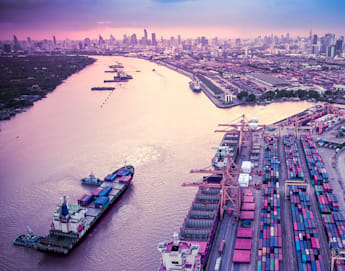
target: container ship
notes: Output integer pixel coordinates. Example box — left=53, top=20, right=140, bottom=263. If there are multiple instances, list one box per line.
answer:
left=189, top=78, right=201, bottom=93
left=212, top=132, right=239, bottom=170
left=158, top=133, right=239, bottom=270
left=13, top=165, right=134, bottom=254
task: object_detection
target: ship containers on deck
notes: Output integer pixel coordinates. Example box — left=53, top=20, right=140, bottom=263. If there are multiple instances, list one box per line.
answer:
left=78, top=194, right=94, bottom=206
left=104, top=173, right=116, bottom=182
left=92, top=188, right=102, bottom=197
left=95, top=196, right=109, bottom=208
left=97, top=185, right=112, bottom=197
left=179, top=186, right=221, bottom=268
left=258, top=136, right=282, bottom=271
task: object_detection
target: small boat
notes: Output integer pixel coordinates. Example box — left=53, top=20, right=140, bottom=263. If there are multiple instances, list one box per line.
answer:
left=81, top=173, right=103, bottom=186
left=13, top=226, right=41, bottom=248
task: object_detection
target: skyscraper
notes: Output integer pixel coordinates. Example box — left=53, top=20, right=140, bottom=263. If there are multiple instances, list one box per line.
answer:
left=312, top=34, right=318, bottom=45
left=327, top=45, right=336, bottom=58
left=53, top=35, right=56, bottom=46
left=13, top=35, right=19, bottom=52
left=151, top=33, right=157, bottom=46
left=336, top=39, right=343, bottom=54
left=144, top=29, right=148, bottom=45
left=178, top=35, right=181, bottom=45
left=131, top=33, right=137, bottom=45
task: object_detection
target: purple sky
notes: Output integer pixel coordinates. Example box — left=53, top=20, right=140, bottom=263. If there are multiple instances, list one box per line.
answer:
left=0, top=0, right=344, bottom=40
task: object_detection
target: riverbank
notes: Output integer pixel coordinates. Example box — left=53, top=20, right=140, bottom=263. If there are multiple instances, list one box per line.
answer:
left=154, top=59, right=242, bottom=109
left=0, top=55, right=96, bottom=121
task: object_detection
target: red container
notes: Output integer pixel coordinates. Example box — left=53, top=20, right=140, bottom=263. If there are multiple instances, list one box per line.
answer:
left=237, top=227, right=253, bottom=238
left=233, top=250, right=251, bottom=263
left=240, top=211, right=255, bottom=220
left=242, top=203, right=255, bottom=211
left=235, top=238, right=252, bottom=250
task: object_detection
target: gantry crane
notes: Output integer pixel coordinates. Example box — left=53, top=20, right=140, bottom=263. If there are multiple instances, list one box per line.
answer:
left=182, top=115, right=265, bottom=221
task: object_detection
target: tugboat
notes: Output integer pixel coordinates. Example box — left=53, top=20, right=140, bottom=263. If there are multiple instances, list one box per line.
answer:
left=13, top=226, right=41, bottom=248
left=189, top=77, right=201, bottom=93
left=81, top=173, right=103, bottom=186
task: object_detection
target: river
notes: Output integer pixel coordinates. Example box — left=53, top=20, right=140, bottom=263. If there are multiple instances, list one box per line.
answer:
left=0, top=56, right=312, bottom=271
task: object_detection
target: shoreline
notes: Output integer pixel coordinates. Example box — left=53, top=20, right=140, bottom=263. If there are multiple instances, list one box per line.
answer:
left=152, top=58, right=318, bottom=111
left=0, top=55, right=96, bottom=121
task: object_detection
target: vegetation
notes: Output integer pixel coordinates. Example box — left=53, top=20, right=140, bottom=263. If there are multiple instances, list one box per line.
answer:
left=260, top=88, right=321, bottom=101
left=0, top=56, right=95, bottom=120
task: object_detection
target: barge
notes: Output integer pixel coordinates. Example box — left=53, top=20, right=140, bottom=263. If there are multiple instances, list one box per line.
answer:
left=158, top=133, right=239, bottom=270
left=91, top=87, right=115, bottom=91
left=13, top=165, right=134, bottom=254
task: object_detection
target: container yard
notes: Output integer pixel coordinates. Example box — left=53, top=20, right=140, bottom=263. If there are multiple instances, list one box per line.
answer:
left=157, top=104, right=345, bottom=271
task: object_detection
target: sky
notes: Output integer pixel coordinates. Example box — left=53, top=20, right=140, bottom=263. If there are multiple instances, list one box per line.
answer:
left=0, top=0, right=344, bottom=40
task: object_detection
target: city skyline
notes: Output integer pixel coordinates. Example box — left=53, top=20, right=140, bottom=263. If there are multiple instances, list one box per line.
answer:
left=0, top=0, right=345, bottom=40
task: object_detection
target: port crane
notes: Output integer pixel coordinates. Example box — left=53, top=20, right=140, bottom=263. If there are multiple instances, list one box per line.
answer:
left=183, top=115, right=264, bottom=221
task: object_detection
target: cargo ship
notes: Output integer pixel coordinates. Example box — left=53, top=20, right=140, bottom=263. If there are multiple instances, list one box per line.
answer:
left=189, top=78, right=201, bottom=93
left=157, top=178, right=221, bottom=271
left=81, top=173, right=103, bottom=186
left=104, top=71, right=133, bottom=83
left=212, top=132, right=240, bottom=170
left=13, top=165, right=134, bottom=254
left=158, top=133, right=239, bottom=270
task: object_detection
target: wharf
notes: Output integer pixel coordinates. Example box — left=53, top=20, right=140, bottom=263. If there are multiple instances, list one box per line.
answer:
left=155, top=60, right=241, bottom=109
left=204, top=121, right=345, bottom=270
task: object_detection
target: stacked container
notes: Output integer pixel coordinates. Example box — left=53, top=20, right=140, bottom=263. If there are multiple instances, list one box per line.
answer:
left=288, top=186, right=326, bottom=271
left=78, top=194, right=94, bottom=206
left=300, top=134, right=345, bottom=266
left=257, top=136, right=282, bottom=271
left=283, top=135, right=304, bottom=180
left=233, top=188, right=254, bottom=264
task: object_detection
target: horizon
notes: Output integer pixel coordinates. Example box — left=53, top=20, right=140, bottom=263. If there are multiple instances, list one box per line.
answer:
left=1, top=27, right=345, bottom=42
left=0, top=0, right=345, bottom=40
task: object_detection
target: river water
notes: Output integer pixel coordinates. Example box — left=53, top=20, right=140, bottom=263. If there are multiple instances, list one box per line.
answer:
left=0, top=56, right=312, bottom=271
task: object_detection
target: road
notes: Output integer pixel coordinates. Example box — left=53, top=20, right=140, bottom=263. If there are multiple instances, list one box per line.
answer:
left=278, top=131, right=297, bottom=271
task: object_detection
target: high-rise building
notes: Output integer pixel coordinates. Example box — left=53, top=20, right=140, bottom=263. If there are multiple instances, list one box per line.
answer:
left=336, top=39, right=343, bottom=54
left=178, top=35, right=181, bottom=45
left=312, top=34, right=318, bottom=45
left=201, top=36, right=208, bottom=46
left=151, top=33, right=157, bottom=46
left=144, top=29, right=148, bottom=45
left=327, top=45, right=336, bottom=58
left=130, top=33, right=137, bottom=45
left=3, top=44, right=11, bottom=53
left=99, top=35, right=105, bottom=46
left=123, top=35, right=129, bottom=45
left=53, top=35, right=56, bottom=46
left=110, top=34, right=116, bottom=44
left=13, top=35, right=19, bottom=52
